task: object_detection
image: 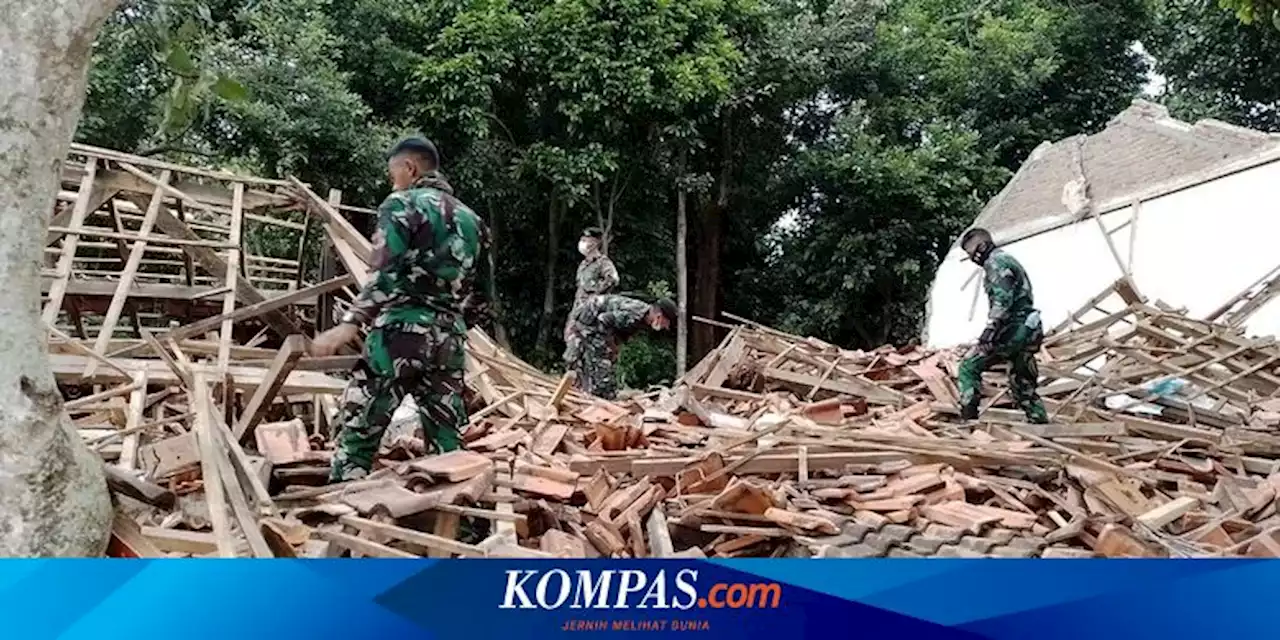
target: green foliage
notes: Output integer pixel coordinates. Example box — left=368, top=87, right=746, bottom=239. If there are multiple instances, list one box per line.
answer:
left=1220, top=0, right=1280, bottom=29
left=78, top=0, right=1177, bottom=379
left=616, top=334, right=676, bottom=391
left=1147, top=0, right=1280, bottom=131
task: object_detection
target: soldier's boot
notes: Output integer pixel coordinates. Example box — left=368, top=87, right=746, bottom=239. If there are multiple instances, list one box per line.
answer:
left=1023, top=402, right=1049, bottom=424
left=328, top=461, right=369, bottom=484
left=960, top=395, right=981, bottom=421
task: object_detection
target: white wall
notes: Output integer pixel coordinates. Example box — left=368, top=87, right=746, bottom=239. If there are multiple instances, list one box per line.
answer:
left=925, top=160, right=1280, bottom=348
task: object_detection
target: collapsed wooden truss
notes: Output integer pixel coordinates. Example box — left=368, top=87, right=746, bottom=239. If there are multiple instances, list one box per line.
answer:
left=57, top=145, right=1280, bottom=560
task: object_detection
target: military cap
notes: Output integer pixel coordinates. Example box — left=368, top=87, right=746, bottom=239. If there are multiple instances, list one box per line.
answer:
left=961, top=227, right=993, bottom=247
left=387, top=136, right=440, bottom=167
left=582, top=227, right=604, bottom=239
left=654, top=298, right=678, bottom=326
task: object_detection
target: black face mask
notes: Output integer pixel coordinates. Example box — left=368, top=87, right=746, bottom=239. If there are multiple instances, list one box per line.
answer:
left=967, top=240, right=994, bottom=265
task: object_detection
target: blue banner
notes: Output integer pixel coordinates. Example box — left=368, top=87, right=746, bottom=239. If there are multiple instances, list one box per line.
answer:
left=3, top=559, right=1270, bottom=638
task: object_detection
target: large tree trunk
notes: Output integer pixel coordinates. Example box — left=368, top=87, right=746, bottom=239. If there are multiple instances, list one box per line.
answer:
left=690, top=116, right=732, bottom=363
left=691, top=197, right=725, bottom=361
left=0, top=0, right=120, bottom=556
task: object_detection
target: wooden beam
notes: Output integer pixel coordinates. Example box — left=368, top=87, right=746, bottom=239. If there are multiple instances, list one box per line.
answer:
left=763, top=367, right=905, bottom=405
left=234, top=335, right=305, bottom=441
left=109, top=514, right=165, bottom=558
left=117, top=163, right=302, bottom=339
left=213, top=414, right=278, bottom=517
left=49, top=354, right=346, bottom=394
left=116, top=371, right=149, bottom=471
left=290, top=178, right=371, bottom=262
left=212, top=430, right=274, bottom=558
left=43, top=159, right=98, bottom=324
left=141, top=527, right=218, bottom=555
left=85, top=171, right=171, bottom=378
left=46, top=185, right=120, bottom=245
left=317, top=529, right=417, bottom=558
left=218, top=183, right=245, bottom=370
left=103, top=275, right=352, bottom=360
left=338, top=515, right=486, bottom=557
left=193, top=373, right=238, bottom=557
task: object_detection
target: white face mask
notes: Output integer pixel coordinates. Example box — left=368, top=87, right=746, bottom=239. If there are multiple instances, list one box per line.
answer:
left=578, top=240, right=594, bottom=256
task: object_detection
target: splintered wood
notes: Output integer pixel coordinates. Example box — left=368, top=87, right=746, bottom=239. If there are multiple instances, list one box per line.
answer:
left=54, top=146, right=1280, bottom=559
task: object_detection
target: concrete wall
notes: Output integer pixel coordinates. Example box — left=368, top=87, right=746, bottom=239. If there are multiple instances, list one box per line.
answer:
left=925, top=159, right=1280, bottom=349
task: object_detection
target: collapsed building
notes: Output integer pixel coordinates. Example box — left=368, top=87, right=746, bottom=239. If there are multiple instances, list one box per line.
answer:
left=45, top=141, right=1280, bottom=560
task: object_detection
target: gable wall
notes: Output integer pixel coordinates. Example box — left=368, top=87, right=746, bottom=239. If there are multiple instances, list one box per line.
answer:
left=924, top=160, right=1280, bottom=348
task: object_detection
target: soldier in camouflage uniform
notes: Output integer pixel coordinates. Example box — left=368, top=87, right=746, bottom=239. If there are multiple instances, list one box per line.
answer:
left=564, top=294, right=676, bottom=400
left=310, top=137, right=492, bottom=482
left=564, top=227, right=619, bottom=341
left=955, top=227, right=1048, bottom=424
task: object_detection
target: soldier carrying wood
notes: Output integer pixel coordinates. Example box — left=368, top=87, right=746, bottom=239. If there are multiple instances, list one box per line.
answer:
left=310, top=137, right=492, bottom=482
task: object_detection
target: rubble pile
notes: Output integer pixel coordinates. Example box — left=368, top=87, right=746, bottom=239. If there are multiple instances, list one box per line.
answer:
left=51, top=145, right=1280, bottom=558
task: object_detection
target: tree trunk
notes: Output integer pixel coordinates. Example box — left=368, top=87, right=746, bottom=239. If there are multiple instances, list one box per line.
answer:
left=484, top=196, right=510, bottom=349
left=0, top=0, right=120, bottom=556
left=675, top=149, right=689, bottom=376
left=690, top=115, right=732, bottom=363
left=534, top=194, right=561, bottom=356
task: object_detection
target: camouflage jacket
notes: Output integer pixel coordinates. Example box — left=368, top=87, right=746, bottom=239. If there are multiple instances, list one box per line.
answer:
left=563, top=294, right=650, bottom=361
left=346, top=173, right=492, bottom=333
left=572, top=253, right=619, bottom=309
left=982, top=249, right=1036, bottom=337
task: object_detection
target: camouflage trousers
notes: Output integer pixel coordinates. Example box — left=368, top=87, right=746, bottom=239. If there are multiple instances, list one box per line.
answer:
left=564, top=339, right=618, bottom=400
left=956, top=336, right=1048, bottom=424
left=329, top=322, right=466, bottom=482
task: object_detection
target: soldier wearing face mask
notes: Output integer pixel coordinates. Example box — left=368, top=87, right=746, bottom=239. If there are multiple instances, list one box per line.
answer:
left=954, top=227, right=1047, bottom=424
left=565, top=227, right=619, bottom=341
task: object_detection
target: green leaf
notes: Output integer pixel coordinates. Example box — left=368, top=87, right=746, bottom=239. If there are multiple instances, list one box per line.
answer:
left=165, top=43, right=199, bottom=78
left=177, top=19, right=199, bottom=43
left=213, top=75, right=250, bottom=101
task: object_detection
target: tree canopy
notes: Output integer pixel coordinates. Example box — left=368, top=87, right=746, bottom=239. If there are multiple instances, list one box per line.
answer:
left=75, top=0, right=1280, bottom=389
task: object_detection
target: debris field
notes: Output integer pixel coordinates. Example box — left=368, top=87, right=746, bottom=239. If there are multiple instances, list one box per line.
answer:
left=48, top=145, right=1280, bottom=559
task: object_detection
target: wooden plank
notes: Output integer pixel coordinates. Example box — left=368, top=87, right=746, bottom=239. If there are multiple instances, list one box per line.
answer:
left=213, top=431, right=274, bottom=558
left=646, top=509, right=675, bottom=558
left=213, top=413, right=278, bottom=517
left=429, top=513, right=461, bottom=558
left=140, top=526, right=218, bottom=555
left=338, top=515, right=486, bottom=557
left=116, top=163, right=302, bottom=339
left=49, top=353, right=346, bottom=394
left=218, top=182, right=245, bottom=370
left=94, top=276, right=350, bottom=360
left=290, top=178, right=372, bottom=262
left=1137, top=496, right=1199, bottom=530
left=193, top=373, right=238, bottom=557
left=84, top=172, right=171, bottom=377
left=317, top=529, right=418, bottom=558
left=703, top=333, right=746, bottom=388
left=46, top=184, right=119, bottom=245
left=109, top=513, right=164, bottom=558
left=233, top=335, right=305, bottom=441
left=763, top=367, right=904, bottom=405
left=43, top=159, right=99, bottom=324
left=116, top=371, right=148, bottom=471
left=1017, top=422, right=1127, bottom=438
left=574, top=451, right=912, bottom=477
